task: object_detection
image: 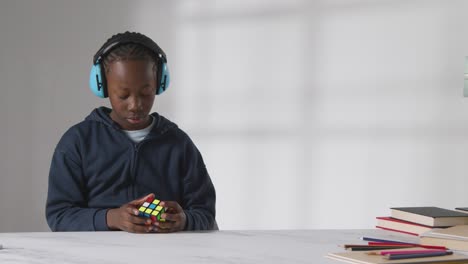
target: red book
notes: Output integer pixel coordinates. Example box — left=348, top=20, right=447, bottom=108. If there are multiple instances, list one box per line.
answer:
left=376, top=217, right=437, bottom=236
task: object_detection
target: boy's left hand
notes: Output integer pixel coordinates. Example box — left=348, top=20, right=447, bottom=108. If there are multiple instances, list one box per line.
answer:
left=152, top=201, right=186, bottom=233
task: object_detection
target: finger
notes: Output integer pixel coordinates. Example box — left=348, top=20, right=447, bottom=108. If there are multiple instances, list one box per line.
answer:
left=130, top=193, right=155, bottom=207
left=123, top=206, right=153, bottom=225
left=165, top=207, right=177, bottom=214
left=154, top=220, right=175, bottom=230
left=125, top=205, right=141, bottom=217
left=160, top=201, right=183, bottom=212
left=129, top=215, right=153, bottom=226
left=160, top=212, right=179, bottom=222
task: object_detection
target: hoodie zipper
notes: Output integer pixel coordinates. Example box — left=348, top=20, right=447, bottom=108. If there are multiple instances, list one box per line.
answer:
left=95, top=108, right=168, bottom=200
left=103, top=111, right=169, bottom=200
left=130, top=137, right=153, bottom=200
left=130, top=143, right=138, bottom=199
left=117, top=128, right=160, bottom=200
left=121, top=134, right=143, bottom=200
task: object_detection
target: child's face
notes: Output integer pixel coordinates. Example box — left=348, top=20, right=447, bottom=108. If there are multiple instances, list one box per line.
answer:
left=106, top=60, right=157, bottom=130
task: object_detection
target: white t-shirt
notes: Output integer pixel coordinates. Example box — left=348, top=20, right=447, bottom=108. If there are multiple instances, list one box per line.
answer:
left=122, top=116, right=155, bottom=143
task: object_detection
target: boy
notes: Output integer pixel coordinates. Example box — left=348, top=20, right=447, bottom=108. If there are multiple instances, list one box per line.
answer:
left=46, top=32, right=216, bottom=233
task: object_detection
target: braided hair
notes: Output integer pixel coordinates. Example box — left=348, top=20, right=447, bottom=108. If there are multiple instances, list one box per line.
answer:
left=102, top=43, right=158, bottom=75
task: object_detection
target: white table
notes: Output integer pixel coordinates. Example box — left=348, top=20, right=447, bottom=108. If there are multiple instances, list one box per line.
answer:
left=0, top=229, right=420, bottom=264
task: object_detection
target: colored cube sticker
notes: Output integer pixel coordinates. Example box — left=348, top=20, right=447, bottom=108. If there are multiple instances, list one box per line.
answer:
left=137, top=197, right=166, bottom=222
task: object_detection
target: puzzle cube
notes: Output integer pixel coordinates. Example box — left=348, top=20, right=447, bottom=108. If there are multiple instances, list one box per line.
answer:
left=138, top=197, right=166, bottom=222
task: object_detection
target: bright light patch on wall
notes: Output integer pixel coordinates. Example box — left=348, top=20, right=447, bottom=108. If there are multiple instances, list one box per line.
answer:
left=465, top=56, right=468, bottom=97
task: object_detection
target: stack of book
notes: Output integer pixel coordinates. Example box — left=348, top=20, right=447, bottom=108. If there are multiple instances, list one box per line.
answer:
left=325, top=207, right=468, bottom=263
left=420, top=225, right=468, bottom=251
left=376, top=207, right=468, bottom=236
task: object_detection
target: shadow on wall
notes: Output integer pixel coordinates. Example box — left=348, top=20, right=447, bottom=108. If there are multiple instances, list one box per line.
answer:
left=156, top=0, right=468, bottom=229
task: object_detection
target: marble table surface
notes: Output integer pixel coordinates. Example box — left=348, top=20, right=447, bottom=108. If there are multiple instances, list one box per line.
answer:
left=0, top=229, right=420, bottom=264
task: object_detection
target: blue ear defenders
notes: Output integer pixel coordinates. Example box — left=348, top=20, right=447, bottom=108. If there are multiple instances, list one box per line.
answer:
left=89, top=32, right=170, bottom=98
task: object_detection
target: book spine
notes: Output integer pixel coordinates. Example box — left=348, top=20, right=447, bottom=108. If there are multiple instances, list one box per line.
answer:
left=375, top=226, right=419, bottom=236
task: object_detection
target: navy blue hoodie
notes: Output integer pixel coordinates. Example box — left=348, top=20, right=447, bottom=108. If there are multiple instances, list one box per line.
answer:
left=46, top=107, right=216, bottom=231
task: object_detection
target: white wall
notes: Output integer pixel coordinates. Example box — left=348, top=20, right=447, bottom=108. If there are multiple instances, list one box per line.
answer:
left=1, top=0, right=468, bottom=232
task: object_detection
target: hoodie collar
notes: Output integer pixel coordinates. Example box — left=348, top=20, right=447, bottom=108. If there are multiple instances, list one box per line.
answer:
left=85, top=107, right=177, bottom=137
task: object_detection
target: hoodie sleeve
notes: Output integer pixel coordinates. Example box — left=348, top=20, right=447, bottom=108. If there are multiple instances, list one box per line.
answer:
left=45, top=132, right=110, bottom=231
left=181, top=135, right=217, bottom=231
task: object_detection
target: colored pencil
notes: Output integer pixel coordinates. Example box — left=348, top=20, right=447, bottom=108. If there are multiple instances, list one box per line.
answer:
left=384, top=251, right=453, bottom=260
left=361, top=236, right=409, bottom=244
left=367, top=249, right=447, bottom=255
left=344, top=245, right=414, bottom=251
left=367, top=242, right=447, bottom=250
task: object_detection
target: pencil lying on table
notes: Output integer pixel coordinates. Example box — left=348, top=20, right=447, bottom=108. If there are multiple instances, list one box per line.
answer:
left=345, top=236, right=448, bottom=251
left=343, top=244, right=414, bottom=251
left=361, top=237, right=409, bottom=244
left=365, top=248, right=453, bottom=260
left=361, top=237, right=447, bottom=250
left=367, top=242, right=447, bottom=250
left=366, top=249, right=448, bottom=256
left=384, top=251, right=453, bottom=260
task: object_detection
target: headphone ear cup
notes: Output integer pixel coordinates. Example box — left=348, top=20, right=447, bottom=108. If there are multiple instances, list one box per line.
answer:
left=89, top=63, right=107, bottom=98
left=156, top=62, right=170, bottom=95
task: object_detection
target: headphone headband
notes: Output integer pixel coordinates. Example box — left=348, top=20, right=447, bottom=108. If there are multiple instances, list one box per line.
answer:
left=92, top=32, right=167, bottom=65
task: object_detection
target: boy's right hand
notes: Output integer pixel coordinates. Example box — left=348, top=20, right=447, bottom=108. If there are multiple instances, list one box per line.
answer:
left=106, top=193, right=155, bottom=233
